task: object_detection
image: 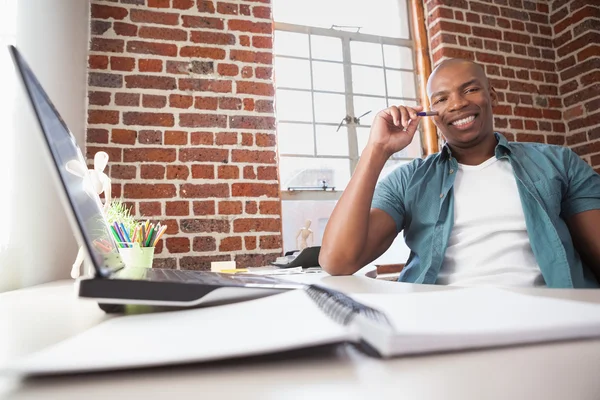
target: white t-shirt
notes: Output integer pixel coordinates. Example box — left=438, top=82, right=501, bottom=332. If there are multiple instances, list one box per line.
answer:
left=436, top=156, right=546, bottom=287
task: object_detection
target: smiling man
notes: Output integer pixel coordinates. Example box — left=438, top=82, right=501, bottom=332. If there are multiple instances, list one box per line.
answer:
left=319, top=58, right=600, bottom=288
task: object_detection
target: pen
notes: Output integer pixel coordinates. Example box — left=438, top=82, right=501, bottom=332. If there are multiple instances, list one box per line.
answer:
left=416, top=111, right=438, bottom=116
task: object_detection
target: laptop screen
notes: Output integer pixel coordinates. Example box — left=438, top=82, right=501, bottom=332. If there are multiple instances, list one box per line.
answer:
left=10, top=45, right=124, bottom=277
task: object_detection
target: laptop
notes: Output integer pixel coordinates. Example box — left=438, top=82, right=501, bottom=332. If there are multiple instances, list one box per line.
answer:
left=9, top=45, right=304, bottom=312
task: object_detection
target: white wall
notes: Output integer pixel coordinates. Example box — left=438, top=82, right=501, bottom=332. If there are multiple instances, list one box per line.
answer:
left=0, top=0, right=90, bottom=291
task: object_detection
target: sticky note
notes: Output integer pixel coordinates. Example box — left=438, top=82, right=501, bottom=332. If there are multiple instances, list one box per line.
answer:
left=211, top=260, right=236, bottom=272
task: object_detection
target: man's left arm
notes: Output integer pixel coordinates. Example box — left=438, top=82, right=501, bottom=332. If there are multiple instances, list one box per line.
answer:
left=562, top=150, right=600, bottom=281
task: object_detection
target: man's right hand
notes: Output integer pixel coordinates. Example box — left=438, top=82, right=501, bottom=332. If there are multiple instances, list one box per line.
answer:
left=367, top=104, right=423, bottom=158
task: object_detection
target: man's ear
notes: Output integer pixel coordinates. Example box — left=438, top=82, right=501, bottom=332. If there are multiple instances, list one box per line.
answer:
left=490, top=86, right=499, bottom=107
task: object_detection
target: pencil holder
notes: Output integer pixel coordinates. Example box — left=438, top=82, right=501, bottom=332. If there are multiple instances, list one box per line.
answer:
left=118, top=244, right=155, bottom=268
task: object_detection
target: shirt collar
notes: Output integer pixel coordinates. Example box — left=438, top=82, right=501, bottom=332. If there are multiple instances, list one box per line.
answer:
left=440, top=132, right=511, bottom=160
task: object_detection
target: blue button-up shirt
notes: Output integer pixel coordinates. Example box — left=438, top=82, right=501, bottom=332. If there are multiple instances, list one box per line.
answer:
left=372, top=133, right=600, bottom=288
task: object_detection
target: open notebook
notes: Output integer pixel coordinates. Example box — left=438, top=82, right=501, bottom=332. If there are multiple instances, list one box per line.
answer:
left=4, top=286, right=600, bottom=375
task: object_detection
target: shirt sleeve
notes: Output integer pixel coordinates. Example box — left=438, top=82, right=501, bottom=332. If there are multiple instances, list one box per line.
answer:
left=561, top=148, right=600, bottom=218
left=371, top=163, right=412, bottom=233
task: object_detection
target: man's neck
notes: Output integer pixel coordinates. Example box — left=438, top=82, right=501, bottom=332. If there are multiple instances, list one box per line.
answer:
left=447, top=133, right=498, bottom=166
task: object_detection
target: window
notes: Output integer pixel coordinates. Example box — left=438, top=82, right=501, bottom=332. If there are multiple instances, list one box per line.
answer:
left=273, top=0, right=419, bottom=261
left=0, top=0, right=17, bottom=247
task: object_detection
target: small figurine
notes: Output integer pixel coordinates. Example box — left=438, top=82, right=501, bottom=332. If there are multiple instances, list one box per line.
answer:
left=66, top=151, right=111, bottom=278
left=296, top=219, right=314, bottom=251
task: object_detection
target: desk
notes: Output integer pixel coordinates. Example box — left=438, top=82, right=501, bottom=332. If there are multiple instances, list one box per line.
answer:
left=2, top=271, right=600, bottom=400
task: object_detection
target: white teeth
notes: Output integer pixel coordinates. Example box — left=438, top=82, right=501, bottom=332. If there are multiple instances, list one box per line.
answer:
left=451, top=115, right=475, bottom=126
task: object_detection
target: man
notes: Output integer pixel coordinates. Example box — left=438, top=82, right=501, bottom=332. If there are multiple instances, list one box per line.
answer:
left=319, top=58, right=600, bottom=288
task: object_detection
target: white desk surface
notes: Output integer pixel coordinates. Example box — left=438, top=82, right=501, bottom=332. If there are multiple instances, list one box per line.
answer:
left=1, top=270, right=600, bottom=400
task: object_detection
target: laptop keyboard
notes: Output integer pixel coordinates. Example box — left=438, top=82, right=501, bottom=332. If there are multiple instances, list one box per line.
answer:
left=114, top=267, right=298, bottom=287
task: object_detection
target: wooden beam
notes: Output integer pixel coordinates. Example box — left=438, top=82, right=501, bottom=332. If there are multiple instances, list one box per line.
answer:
left=408, top=0, right=438, bottom=156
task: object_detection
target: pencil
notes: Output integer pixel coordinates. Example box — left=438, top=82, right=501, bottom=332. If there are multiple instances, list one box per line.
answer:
left=152, top=225, right=168, bottom=247
left=416, top=111, right=438, bottom=117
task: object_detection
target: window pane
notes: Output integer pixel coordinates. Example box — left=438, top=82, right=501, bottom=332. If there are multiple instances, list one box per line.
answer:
left=311, top=35, right=342, bottom=61
left=383, top=45, right=414, bottom=69
left=315, top=125, right=349, bottom=156
left=356, top=127, right=370, bottom=156
left=273, top=0, right=410, bottom=39
left=386, top=70, right=416, bottom=99
left=314, top=93, right=346, bottom=124
left=277, top=123, right=314, bottom=155
left=279, top=157, right=351, bottom=190
left=273, top=31, right=309, bottom=58
left=281, top=200, right=337, bottom=252
left=274, top=57, right=311, bottom=89
left=388, top=98, right=418, bottom=108
left=275, top=89, right=313, bottom=122
left=352, top=65, right=385, bottom=96
left=350, top=41, right=383, bottom=66
left=393, top=130, right=422, bottom=159
left=353, top=96, right=387, bottom=126
left=312, top=61, right=345, bottom=92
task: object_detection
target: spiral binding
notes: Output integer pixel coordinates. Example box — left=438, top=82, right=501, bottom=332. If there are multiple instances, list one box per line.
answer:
left=305, top=285, right=393, bottom=328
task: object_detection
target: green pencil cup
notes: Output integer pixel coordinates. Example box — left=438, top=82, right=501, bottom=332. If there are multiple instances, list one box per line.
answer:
left=118, top=244, right=155, bottom=268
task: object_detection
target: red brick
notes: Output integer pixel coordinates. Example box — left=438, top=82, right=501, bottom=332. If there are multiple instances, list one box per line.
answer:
left=166, top=201, right=190, bottom=216
left=218, top=165, right=239, bottom=179
left=181, top=148, right=229, bottom=162
left=257, top=166, right=278, bottom=180
left=124, top=184, right=176, bottom=199
left=243, top=166, right=256, bottom=179
left=127, top=41, right=178, bottom=56
left=197, top=0, right=215, bottom=13
left=233, top=218, right=280, bottom=233
left=193, top=201, right=216, bottom=215
left=142, top=94, right=167, bottom=109
left=112, top=129, right=136, bottom=145
left=516, top=133, right=545, bottom=143
left=115, top=93, right=140, bottom=107
left=546, top=135, right=565, bottom=145
left=148, top=0, right=170, bottom=7
left=194, top=96, right=219, bottom=110
left=245, top=236, right=257, bottom=250
left=113, top=22, right=138, bottom=36
left=166, top=165, right=190, bottom=180
left=240, top=4, right=251, bottom=15
left=126, top=75, right=176, bottom=90
left=475, top=52, right=505, bottom=65
left=230, top=116, right=276, bottom=130
left=180, top=255, right=230, bottom=270
left=191, top=31, right=236, bottom=45
left=139, top=26, right=188, bottom=41
left=514, top=107, right=543, bottom=118
left=470, top=2, right=499, bottom=15
left=123, top=112, right=174, bottom=127
left=503, top=31, right=531, bottom=44
left=233, top=149, right=276, bottom=164
left=218, top=201, right=243, bottom=214
left=87, top=146, right=122, bottom=163
left=245, top=201, right=258, bottom=214
left=180, top=114, right=227, bottom=128
left=240, top=35, right=251, bottom=47
left=243, top=98, right=255, bottom=111
left=472, top=26, right=501, bottom=40
left=252, top=36, right=272, bottom=48
left=182, top=15, right=224, bottom=29
left=87, top=128, right=109, bottom=144
left=89, top=91, right=111, bottom=106
left=170, top=94, right=194, bottom=109
left=230, top=49, right=272, bottom=64
left=190, top=131, right=214, bottom=145
left=524, top=120, right=537, bottom=130
left=130, top=9, right=180, bottom=25
left=241, top=66, right=253, bottom=78
left=125, top=148, right=176, bottom=163
left=255, top=67, right=272, bottom=79
left=218, top=97, right=242, bottom=110
left=217, top=63, right=239, bottom=76
left=236, top=81, right=274, bottom=96
left=554, top=6, right=600, bottom=35
left=193, top=237, right=217, bottom=252
left=217, top=2, right=238, bottom=14
left=216, top=132, right=238, bottom=145
left=241, top=133, right=254, bottom=146
left=256, top=133, right=276, bottom=147
left=232, top=182, right=279, bottom=198
left=180, top=184, right=230, bottom=198
left=138, top=129, right=164, bottom=145
left=88, top=110, right=119, bottom=125
left=173, top=0, right=194, bottom=9
left=179, top=78, right=232, bottom=92
left=164, top=130, right=188, bottom=145
left=260, top=235, right=281, bottom=250
left=110, top=164, right=136, bottom=180
left=91, top=38, right=124, bottom=53
left=252, top=6, right=271, bottom=19
left=91, top=4, right=128, bottom=20
left=139, top=59, right=163, bottom=72
left=228, top=19, right=272, bottom=34
left=139, top=202, right=162, bottom=216
left=219, top=237, right=242, bottom=252
left=88, top=55, right=108, bottom=70
left=166, top=237, right=190, bottom=253
left=577, top=45, right=600, bottom=62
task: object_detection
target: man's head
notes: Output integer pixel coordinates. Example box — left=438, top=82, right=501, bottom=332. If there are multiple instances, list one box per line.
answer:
left=426, top=59, right=498, bottom=149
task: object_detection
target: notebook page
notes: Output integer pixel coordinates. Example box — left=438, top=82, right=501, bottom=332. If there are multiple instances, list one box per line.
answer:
left=4, top=290, right=351, bottom=375
left=352, top=288, right=600, bottom=356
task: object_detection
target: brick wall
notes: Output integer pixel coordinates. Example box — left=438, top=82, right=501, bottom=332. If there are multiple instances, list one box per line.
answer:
left=87, top=0, right=282, bottom=270
left=552, top=0, right=600, bottom=173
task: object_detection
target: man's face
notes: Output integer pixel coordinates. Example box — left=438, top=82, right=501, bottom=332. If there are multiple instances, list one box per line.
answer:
left=427, top=62, right=497, bottom=148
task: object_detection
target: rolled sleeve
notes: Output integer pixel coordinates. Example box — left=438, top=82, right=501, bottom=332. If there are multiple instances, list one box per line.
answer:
left=371, top=167, right=409, bottom=233
left=561, top=149, right=600, bottom=217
